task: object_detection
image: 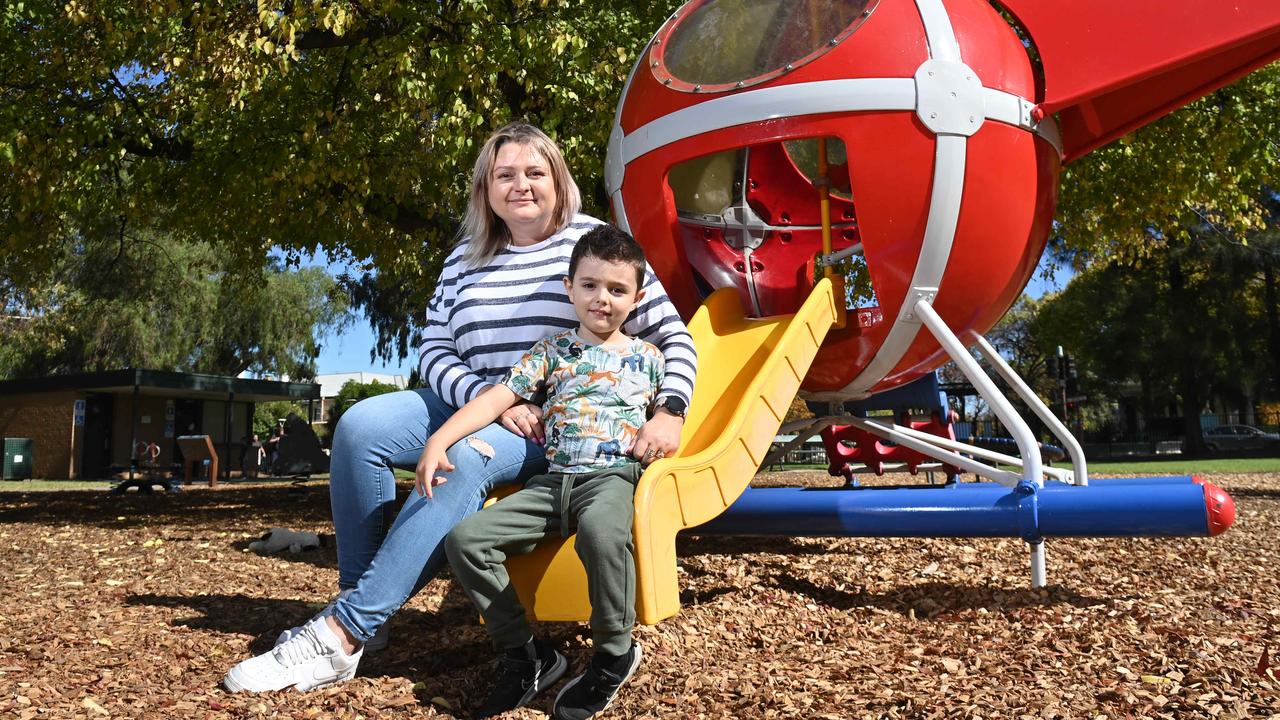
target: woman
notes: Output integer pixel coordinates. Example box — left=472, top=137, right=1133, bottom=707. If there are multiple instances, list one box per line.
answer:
left=224, top=122, right=697, bottom=693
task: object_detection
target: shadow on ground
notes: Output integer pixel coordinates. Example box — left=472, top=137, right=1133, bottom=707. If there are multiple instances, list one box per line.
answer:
left=0, top=482, right=416, bottom=530
left=126, top=585, right=592, bottom=697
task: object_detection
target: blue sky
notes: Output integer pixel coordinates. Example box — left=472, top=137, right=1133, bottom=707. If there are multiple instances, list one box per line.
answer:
left=1025, top=257, right=1074, bottom=299
left=300, top=250, right=416, bottom=379
left=314, top=254, right=1074, bottom=377
left=316, top=322, right=416, bottom=377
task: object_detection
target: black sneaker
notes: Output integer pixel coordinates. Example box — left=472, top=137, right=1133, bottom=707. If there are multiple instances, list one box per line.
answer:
left=474, top=638, right=568, bottom=719
left=551, top=642, right=643, bottom=720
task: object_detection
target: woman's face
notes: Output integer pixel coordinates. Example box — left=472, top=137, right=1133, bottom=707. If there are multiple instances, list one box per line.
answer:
left=487, top=141, right=558, bottom=244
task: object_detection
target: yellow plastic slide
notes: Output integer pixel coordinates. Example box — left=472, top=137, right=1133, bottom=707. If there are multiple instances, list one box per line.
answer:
left=492, top=279, right=839, bottom=625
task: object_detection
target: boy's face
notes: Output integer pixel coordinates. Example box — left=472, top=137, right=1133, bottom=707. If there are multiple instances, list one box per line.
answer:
left=563, top=256, right=646, bottom=342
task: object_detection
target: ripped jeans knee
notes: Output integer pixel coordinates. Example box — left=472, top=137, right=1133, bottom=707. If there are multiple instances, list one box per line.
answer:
left=463, top=436, right=495, bottom=466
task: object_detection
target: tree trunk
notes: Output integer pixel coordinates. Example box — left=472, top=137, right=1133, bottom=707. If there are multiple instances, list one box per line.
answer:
left=1139, top=375, right=1153, bottom=437
left=1167, top=254, right=1208, bottom=455
left=1179, top=372, right=1206, bottom=454
left=1264, top=262, right=1280, bottom=398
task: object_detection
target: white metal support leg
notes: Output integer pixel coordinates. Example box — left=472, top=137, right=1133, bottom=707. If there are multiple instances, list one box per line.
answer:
left=845, top=416, right=1076, bottom=483
left=913, top=300, right=1044, bottom=486
left=973, top=335, right=1089, bottom=485
left=1030, top=542, right=1046, bottom=588
left=913, top=299, right=1048, bottom=586
left=761, top=419, right=831, bottom=470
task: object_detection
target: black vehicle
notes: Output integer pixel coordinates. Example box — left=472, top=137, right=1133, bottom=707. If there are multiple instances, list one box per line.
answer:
left=1203, top=424, right=1280, bottom=452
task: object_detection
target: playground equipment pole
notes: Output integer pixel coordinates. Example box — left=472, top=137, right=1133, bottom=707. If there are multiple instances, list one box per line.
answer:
left=696, top=480, right=1235, bottom=540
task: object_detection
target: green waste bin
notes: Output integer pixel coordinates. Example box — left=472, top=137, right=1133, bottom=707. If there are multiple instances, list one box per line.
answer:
left=3, top=438, right=33, bottom=480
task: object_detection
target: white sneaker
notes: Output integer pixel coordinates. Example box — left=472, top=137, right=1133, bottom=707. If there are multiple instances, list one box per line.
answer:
left=223, top=616, right=363, bottom=693
left=275, top=590, right=391, bottom=652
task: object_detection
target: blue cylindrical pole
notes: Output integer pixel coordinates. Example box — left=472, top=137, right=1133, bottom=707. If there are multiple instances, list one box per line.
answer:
left=692, top=481, right=1233, bottom=539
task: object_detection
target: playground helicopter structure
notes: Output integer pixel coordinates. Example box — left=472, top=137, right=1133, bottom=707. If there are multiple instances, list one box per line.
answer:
left=497, top=0, right=1279, bottom=625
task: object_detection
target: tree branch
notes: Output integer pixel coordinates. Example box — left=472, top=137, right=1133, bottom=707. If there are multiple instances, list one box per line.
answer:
left=295, top=17, right=404, bottom=50
left=107, top=72, right=195, bottom=160
left=121, top=136, right=194, bottom=161
left=328, top=183, right=438, bottom=235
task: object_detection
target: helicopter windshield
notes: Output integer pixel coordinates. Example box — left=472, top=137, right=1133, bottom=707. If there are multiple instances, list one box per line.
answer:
left=657, top=0, right=876, bottom=92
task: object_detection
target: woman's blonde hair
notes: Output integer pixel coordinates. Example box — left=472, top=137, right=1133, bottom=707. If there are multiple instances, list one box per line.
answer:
left=458, top=122, right=582, bottom=267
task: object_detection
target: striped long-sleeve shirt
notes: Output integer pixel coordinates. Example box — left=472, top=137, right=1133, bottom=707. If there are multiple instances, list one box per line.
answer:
left=417, top=214, right=698, bottom=409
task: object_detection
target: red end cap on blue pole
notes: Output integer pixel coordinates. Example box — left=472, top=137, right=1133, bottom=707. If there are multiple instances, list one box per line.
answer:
left=1193, top=476, right=1236, bottom=536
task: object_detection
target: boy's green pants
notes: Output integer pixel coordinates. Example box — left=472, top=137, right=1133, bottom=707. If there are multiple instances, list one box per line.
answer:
left=444, top=463, right=642, bottom=656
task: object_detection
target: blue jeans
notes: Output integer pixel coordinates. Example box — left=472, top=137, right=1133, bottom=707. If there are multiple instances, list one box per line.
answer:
left=326, top=389, right=547, bottom=643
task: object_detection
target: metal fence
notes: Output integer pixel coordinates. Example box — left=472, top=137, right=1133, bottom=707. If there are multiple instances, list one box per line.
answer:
left=957, top=411, right=1280, bottom=459
left=768, top=435, right=828, bottom=468
left=768, top=412, right=1280, bottom=468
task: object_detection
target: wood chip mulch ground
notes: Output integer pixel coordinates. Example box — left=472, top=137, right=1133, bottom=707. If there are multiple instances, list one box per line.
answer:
left=1, top=470, right=1277, bottom=719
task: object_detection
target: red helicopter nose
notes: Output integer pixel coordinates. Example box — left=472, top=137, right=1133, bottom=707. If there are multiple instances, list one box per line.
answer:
left=608, top=0, right=1058, bottom=399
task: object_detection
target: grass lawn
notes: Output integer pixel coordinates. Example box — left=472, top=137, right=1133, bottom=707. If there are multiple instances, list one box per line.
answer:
left=10, top=456, right=1278, bottom=492
left=1078, top=456, right=1280, bottom=476
left=0, top=479, right=115, bottom=492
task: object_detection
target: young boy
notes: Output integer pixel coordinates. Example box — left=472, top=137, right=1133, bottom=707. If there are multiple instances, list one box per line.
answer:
left=419, top=225, right=668, bottom=720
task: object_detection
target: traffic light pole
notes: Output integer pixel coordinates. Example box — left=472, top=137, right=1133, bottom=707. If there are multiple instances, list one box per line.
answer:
left=1056, top=345, right=1068, bottom=424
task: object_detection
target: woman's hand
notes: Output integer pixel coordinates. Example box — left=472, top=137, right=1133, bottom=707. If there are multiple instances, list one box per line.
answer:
left=414, top=441, right=454, bottom=499
left=630, top=409, right=683, bottom=465
left=500, top=402, right=544, bottom=444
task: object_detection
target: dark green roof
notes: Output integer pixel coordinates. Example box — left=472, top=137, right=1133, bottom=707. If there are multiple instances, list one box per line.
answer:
left=0, top=368, right=318, bottom=403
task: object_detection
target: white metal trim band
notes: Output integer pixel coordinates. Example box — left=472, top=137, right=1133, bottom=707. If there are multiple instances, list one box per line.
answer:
left=982, top=87, right=1029, bottom=128
left=605, top=49, right=647, bottom=202
left=913, top=0, right=961, bottom=62
left=607, top=82, right=1060, bottom=199
left=841, top=133, right=967, bottom=396
left=982, top=88, right=1063, bottom=156
left=610, top=189, right=632, bottom=235
left=612, top=78, right=917, bottom=178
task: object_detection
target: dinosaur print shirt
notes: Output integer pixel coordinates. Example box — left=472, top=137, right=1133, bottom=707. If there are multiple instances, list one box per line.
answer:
left=501, top=329, right=664, bottom=473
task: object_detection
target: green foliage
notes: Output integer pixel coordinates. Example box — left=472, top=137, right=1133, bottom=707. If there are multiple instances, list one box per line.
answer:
left=1056, top=63, right=1280, bottom=265
left=1034, top=211, right=1280, bottom=449
left=253, top=400, right=305, bottom=437
left=0, top=232, right=350, bottom=379
left=325, top=378, right=400, bottom=437
left=1, top=0, right=681, bottom=364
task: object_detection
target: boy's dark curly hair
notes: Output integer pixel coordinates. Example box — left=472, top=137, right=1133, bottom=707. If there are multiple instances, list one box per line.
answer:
left=568, top=224, right=648, bottom=288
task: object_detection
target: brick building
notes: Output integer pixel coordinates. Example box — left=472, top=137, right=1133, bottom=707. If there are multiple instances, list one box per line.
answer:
left=0, top=369, right=319, bottom=479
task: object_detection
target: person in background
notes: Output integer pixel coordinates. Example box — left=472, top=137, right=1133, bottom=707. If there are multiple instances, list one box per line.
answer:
left=264, top=423, right=285, bottom=474
left=242, top=433, right=264, bottom=479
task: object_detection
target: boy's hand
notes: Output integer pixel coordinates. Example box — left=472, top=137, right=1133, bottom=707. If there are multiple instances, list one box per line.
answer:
left=500, top=402, right=545, bottom=445
left=631, top=410, right=683, bottom=465
left=414, top=442, right=455, bottom=499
